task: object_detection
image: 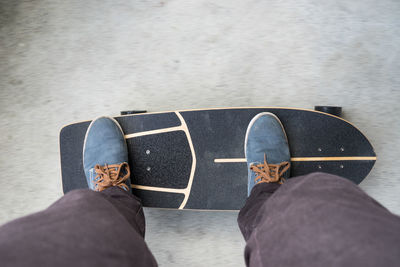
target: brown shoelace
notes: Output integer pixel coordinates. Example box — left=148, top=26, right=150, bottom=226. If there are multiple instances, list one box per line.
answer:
left=250, top=154, right=290, bottom=185
left=93, top=162, right=130, bottom=192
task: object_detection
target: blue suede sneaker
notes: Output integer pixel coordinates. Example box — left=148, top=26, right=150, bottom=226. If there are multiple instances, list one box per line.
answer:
left=245, top=112, right=291, bottom=196
left=83, top=116, right=131, bottom=192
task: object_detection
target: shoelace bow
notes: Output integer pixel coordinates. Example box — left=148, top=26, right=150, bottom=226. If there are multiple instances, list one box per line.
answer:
left=250, top=154, right=290, bottom=185
left=93, top=162, right=130, bottom=191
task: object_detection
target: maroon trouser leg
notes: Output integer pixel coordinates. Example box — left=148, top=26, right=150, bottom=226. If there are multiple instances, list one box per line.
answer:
left=238, top=172, right=400, bottom=267
left=1, top=173, right=400, bottom=267
left=0, top=187, right=157, bottom=267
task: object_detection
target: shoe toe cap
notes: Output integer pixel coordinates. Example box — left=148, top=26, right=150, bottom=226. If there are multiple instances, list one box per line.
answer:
left=246, top=114, right=290, bottom=164
left=83, top=117, right=128, bottom=175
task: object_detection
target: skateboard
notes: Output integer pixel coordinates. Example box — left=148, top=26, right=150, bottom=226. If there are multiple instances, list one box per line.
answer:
left=60, top=107, right=376, bottom=210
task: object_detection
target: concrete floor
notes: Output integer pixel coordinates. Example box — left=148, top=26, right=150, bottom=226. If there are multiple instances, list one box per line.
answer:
left=1, top=0, right=399, bottom=266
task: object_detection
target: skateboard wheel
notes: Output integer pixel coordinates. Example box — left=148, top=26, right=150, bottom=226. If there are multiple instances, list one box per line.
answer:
left=120, top=110, right=147, bottom=115
left=314, top=106, right=342, bottom=117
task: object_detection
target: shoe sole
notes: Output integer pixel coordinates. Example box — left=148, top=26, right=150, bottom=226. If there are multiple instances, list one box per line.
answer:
left=244, top=112, right=289, bottom=159
left=82, top=116, right=126, bottom=169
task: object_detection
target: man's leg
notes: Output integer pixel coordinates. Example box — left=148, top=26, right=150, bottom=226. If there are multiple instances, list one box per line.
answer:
left=0, top=187, right=157, bottom=267
left=238, top=172, right=400, bottom=267
left=241, top=112, right=400, bottom=266
left=0, top=116, right=158, bottom=266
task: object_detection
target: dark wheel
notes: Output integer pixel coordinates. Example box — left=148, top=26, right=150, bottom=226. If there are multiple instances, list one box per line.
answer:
left=120, top=110, right=147, bottom=115
left=314, top=106, right=342, bottom=117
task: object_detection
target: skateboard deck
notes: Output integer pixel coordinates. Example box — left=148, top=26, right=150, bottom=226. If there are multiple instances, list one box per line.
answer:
left=60, top=107, right=376, bottom=210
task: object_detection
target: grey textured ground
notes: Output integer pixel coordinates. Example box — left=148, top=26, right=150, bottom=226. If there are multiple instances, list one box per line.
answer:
left=1, top=0, right=399, bottom=266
